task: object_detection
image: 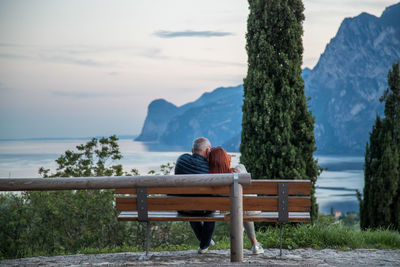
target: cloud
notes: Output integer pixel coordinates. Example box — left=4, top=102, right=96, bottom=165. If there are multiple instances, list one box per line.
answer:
left=0, top=53, right=32, bottom=60
left=0, top=43, right=33, bottom=48
left=138, top=47, right=168, bottom=59
left=306, top=0, right=394, bottom=8
left=0, top=43, right=168, bottom=66
left=177, top=56, right=245, bottom=67
left=154, top=30, right=233, bottom=38
left=108, top=72, right=120, bottom=76
left=0, top=43, right=105, bottom=67
left=51, top=91, right=110, bottom=99
left=39, top=53, right=103, bottom=67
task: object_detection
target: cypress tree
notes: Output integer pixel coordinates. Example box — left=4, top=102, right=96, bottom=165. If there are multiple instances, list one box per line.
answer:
left=240, top=0, right=319, bottom=219
left=361, top=62, right=400, bottom=230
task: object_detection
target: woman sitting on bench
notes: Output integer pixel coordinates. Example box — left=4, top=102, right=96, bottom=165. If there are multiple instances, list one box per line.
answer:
left=209, top=147, right=264, bottom=255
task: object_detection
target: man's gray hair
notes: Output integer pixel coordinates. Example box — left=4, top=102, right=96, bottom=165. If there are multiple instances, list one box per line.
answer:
left=192, top=137, right=211, bottom=152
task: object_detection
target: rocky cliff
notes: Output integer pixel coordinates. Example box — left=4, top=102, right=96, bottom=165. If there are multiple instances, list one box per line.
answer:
left=135, top=99, right=180, bottom=141
left=305, top=3, right=400, bottom=154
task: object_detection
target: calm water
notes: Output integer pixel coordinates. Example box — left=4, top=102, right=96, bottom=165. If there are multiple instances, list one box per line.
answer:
left=0, top=138, right=363, bottom=214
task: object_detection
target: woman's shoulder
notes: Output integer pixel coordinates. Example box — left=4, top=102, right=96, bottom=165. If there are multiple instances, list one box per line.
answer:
left=233, top=164, right=247, bottom=173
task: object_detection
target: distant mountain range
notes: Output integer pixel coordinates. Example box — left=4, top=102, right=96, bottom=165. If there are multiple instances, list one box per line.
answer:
left=136, top=3, right=400, bottom=154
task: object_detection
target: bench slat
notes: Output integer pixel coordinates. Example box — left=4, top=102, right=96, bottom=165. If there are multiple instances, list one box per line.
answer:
left=243, top=180, right=310, bottom=195
left=117, top=211, right=310, bottom=222
left=115, top=180, right=310, bottom=196
left=116, top=196, right=310, bottom=212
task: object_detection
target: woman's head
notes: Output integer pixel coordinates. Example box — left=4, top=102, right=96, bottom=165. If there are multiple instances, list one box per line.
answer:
left=209, top=147, right=231, bottom=173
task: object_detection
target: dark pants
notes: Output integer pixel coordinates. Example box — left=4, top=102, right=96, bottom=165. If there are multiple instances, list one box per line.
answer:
left=177, top=209, right=215, bottom=249
left=189, top=221, right=215, bottom=249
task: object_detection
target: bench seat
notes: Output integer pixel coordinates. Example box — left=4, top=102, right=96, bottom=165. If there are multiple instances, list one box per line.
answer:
left=115, top=178, right=311, bottom=257
left=118, top=211, right=310, bottom=222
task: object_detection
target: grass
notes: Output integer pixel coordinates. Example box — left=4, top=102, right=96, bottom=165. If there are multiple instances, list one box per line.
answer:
left=253, top=215, right=400, bottom=250
left=58, top=216, right=400, bottom=255
left=81, top=215, right=400, bottom=255
left=72, top=221, right=400, bottom=257
left=3, top=215, right=399, bottom=260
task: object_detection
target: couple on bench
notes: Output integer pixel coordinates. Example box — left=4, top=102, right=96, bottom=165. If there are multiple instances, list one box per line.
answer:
left=175, top=137, right=264, bottom=255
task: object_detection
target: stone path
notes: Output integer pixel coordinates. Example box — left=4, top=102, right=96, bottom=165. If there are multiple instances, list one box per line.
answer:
left=1, top=248, right=400, bottom=266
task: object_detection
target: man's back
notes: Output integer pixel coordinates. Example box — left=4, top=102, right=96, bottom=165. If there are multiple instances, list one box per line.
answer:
left=174, top=152, right=212, bottom=214
left=175, top=153, right=209, bottom=175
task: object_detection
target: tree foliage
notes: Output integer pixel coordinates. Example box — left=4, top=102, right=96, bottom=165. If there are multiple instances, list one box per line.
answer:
left=0, top=136, right=169, bottom=259
left=240, top=0, right=319, bottom=219
left=361, top=62, right=400, bottom=230
left=38, top=135, right=134, bottom=178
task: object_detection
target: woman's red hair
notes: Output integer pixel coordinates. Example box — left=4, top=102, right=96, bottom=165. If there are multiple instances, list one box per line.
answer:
left=209, top=147, right=231, bottom=173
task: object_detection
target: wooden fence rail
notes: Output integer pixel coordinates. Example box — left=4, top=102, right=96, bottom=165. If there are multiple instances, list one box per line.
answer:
left=0, top=173, right=251, bottom=191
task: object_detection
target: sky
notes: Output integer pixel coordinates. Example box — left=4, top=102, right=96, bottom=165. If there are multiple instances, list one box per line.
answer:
left=0, top=0, right=398, bottom=139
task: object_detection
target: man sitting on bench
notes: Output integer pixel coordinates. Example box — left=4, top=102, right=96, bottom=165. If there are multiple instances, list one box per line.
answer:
left=174, top=137, right=215, bottom=254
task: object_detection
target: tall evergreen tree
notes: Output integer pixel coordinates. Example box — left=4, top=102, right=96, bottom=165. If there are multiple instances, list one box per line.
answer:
left=361, top=62, right=400, bottom=230
left=240, top=0, right=319, bottom=219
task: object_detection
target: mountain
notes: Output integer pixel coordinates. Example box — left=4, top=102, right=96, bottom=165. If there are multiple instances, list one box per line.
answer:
left=135, top=85, right=243, bottom=150
left=136, top=3, right=400, bottom=154
left=301, top=67, right=312, bottom=81
left=305, top=3, right=400, bottom=154
left=135, top=99, right=180, bottom=141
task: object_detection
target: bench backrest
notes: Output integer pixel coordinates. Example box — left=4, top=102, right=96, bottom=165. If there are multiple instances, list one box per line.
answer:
left=115, top=180, right=311, bottom=221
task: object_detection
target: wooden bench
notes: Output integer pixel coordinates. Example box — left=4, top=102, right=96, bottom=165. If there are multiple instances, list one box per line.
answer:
left=115, top=178, right=311, bottom=257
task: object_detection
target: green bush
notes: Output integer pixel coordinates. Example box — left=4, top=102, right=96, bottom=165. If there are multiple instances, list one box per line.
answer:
left=0, top=190, right=134, bottom=259
left=0, top=193, right=29, bottom=259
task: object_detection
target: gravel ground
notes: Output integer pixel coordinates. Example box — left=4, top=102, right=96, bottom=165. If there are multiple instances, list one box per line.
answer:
left=1, top=248, right=399, bottom=267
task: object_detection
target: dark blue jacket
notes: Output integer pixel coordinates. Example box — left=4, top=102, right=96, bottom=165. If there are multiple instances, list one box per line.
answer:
left=174, top=153, right=212, bottom=216
left=175, top=153, right=209, bottom=174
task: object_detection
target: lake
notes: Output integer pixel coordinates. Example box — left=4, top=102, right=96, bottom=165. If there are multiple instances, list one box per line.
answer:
left=0, top=138, right=364, bottom=215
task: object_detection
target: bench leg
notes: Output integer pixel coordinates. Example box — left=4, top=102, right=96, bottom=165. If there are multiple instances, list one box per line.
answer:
left=279, top=223, right=283, bottom=257
left=145, top=221, right=151, bottom=256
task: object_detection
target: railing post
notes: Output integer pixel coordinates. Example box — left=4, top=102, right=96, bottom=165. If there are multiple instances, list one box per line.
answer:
left=229, top=173, right=243, bottom=262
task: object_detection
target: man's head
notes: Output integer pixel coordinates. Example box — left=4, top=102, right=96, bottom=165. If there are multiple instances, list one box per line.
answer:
left=192, top=137, right=211, bottom=160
